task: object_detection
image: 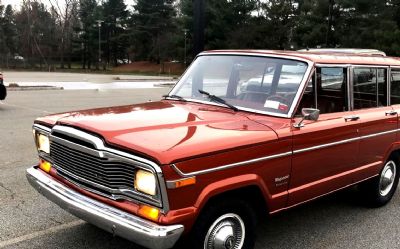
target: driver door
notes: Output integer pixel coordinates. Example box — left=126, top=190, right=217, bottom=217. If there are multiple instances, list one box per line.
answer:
left=288, top=67, right=360, bottom=206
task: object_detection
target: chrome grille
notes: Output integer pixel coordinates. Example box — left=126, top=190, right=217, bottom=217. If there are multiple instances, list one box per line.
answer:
left=40, top=125, right=167, bottom=210
left=51, top=141, right=136, bottom=190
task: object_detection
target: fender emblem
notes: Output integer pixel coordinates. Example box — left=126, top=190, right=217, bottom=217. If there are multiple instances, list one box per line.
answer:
left=275, top=175, right=290, bottom=183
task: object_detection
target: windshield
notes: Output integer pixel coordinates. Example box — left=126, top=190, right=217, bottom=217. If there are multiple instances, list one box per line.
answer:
left=170, top=55, right=309, bottom=115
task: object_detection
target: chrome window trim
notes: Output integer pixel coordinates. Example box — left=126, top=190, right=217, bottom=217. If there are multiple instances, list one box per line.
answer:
left=349, top=66, right=355, bottom=110
left=33, top=124, right=170, bottom=212
left=169, top=52, right=315, bottom=119
left=347, top=66, right=352, bottom=111
left=315, top=64, right=352, bottom=68
left=388, top=67, right=391, bottom=106
left=172, top=128, right=400, bottom=177
left=314, top=69, right=318, bottom=109
left=351, top=65, right=390, bottom=69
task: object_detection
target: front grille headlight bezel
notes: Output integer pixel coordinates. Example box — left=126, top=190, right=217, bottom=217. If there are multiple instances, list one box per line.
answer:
left=32, top=124, right=169, bottom=212
left=33, top=124, right=51, bottom=155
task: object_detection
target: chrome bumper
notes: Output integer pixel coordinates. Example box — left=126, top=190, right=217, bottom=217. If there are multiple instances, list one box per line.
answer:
left=26, top=166, right=184, bottom=249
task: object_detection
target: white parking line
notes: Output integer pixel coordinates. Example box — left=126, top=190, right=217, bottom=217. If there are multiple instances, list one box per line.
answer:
left=0, top=220, right=85, bottom=248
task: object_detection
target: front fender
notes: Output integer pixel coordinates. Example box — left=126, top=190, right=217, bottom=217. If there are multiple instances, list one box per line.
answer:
left=194, top=174, right=272, bottom=211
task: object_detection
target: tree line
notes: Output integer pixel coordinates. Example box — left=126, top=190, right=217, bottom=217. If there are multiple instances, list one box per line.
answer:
left=1, top=0, right=400, bottom=70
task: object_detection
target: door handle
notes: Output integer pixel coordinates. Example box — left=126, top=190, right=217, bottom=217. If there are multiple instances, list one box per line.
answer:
left=385, top=111, right=398, bottom=116
left=344, top=116, right=360, bottom=121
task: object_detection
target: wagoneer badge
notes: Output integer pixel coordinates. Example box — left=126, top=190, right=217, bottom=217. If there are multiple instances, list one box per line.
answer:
left=275, top=175, right=290, bottom=186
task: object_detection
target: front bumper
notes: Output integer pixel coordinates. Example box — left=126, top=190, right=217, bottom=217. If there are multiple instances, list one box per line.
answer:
left=26, top=166, right=184, bottom=249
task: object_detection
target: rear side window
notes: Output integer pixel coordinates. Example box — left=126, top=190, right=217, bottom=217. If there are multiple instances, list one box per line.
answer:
left=391, top=69, right=400, bottom=105
left=353, top=68, right=387, bottom=109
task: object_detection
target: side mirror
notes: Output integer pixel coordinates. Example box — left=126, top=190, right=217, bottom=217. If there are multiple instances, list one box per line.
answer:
left=302, top=108, right=320, bottom=121
left=294, top=108, right=320, bottom=128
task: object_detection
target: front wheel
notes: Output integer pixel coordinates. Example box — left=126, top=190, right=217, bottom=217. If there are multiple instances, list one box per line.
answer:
left=189, top=198, right=257, bottom=249
left=359, top=156, right=399, bottom=207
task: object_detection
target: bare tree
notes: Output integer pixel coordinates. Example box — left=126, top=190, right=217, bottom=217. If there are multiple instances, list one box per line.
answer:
left=48, top=0, right=78, bottom=69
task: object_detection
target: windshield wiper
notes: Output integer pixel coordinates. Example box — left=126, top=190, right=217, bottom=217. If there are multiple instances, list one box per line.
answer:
left=162, top=94, right=187, bottom=102
left=198, top=89, right=238, bottom=111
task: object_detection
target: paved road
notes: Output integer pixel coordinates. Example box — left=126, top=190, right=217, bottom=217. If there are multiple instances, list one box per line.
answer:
left=1, top=89, right=400, bottom=249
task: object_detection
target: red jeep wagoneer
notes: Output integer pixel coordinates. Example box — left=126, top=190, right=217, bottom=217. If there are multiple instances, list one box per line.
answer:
left=27, top=49, right=400, bottom=249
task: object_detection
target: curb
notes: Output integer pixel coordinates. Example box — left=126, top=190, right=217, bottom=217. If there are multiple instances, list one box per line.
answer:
left=7, top=86, right=64, bottom=91
left=116, top=78, right=176, bottom=81
left=154, top=83, right=176, bottom=87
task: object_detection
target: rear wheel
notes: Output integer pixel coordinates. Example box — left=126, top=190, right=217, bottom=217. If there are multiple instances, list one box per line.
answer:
left=189, top=198, right=257, bottom=249
left=359, top=156, right=399, bottom=207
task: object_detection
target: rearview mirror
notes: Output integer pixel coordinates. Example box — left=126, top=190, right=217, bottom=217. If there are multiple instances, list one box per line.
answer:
left=294, top=108, right=320, bottom=128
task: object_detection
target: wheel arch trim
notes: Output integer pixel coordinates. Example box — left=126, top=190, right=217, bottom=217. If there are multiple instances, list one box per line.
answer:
left=193, top=174, right=271, bottom=212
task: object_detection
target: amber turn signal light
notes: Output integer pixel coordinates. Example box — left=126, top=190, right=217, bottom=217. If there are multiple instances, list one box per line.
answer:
left=168, top=177, right=196, bottom=189
left=174, top=177, right=196, bottom=188
left=39, top=159, right=52, bottom=173
left=138, top=205, right=160, bottom=221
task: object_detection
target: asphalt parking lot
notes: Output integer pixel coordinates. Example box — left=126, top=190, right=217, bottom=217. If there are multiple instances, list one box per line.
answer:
left=1, top=88, right=400, bottom=249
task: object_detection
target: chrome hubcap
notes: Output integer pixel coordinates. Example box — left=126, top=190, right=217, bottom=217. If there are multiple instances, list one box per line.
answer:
left=204, top=213, right=245, bottom=249
left=379, top=161, right=396, bottom=196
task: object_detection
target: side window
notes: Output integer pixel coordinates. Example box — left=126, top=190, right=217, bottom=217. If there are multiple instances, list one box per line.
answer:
left=353, top=68, right=388, bottom=109
left=296, top=67, right=348, bottom=115
left=321, top=68, right=344, bottom=90
left=317, top=68, right=348, bottom=113
left=391, top=69, right=400, bottom=105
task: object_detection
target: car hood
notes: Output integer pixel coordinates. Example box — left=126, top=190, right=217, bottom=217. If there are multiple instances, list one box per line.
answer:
left=44, top=101, right=278, bottom=164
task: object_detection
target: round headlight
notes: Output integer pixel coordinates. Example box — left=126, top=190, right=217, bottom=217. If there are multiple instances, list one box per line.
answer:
left=134, top=170, right=156, bottom=196
left=36, top=133, right=50, bottom=154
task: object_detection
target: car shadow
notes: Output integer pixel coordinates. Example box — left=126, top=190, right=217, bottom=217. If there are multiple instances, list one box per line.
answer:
left=18, top=186, right=397, bottom=249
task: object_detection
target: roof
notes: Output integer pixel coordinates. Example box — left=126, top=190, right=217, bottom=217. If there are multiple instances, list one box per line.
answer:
left=201, top=49, right=400, bottom=67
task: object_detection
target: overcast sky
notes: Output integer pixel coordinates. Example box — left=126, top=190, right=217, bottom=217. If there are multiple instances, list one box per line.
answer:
left=2, top=0, right=135, bottom=9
